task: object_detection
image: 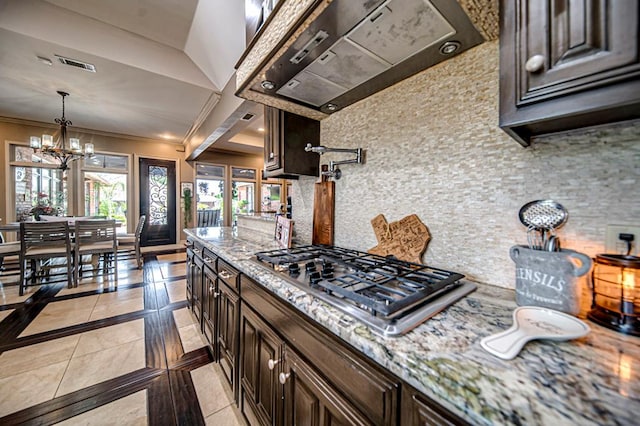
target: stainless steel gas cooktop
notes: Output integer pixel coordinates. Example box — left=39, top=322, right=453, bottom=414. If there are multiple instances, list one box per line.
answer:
left=253, top=245, right=476, bottom=337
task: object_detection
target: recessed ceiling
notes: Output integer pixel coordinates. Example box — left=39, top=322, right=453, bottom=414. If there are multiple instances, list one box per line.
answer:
left=0, top=0, right=246, bottom=144
left=211, top=103, right=265, bottom=155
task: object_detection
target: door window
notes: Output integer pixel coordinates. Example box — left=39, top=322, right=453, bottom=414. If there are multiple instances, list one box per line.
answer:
left=139, top=158, right=176, bottom=246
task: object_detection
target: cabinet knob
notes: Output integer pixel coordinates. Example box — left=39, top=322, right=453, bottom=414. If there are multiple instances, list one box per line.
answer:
left=213, top=291, right=220, bottom=298
left=219, top=270, right=232, bottom=279
left=269, top=152, right=274, bottom=159
left=525, top=55, right=545, bottom=73
left=279, top=372, right=290, bottom=385
left=204, top=257, right=213, bottom=263
left=209, top=285, right=215, bottom=293
left=268, top=358, right=280, bottom=370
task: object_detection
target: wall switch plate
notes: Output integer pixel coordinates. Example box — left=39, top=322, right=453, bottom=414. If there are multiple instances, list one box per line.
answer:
left=605, top=225, right=640, bottom=256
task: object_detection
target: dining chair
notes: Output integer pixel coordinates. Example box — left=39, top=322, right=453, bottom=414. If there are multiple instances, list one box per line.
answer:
left=74, top=219, right=118, bottom=287
left=0, top=232, right=21, bottom=272
left=117, top=215, right=146, bottom=269
left=19, top=221, right=74, bottom=295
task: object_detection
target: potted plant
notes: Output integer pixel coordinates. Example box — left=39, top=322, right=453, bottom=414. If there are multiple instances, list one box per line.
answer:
left=183, top=187, right=193, bottom=228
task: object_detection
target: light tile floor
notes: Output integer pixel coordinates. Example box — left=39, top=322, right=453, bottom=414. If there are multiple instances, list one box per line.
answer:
left=0, top=252, right=246, bottom=425
left=54, top=390, right=148, bottom=426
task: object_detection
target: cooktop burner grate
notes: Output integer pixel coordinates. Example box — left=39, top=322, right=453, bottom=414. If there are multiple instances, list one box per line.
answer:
left=256, top=245, right=466, bottom=318
left=253, top=245, right=477, bottom=336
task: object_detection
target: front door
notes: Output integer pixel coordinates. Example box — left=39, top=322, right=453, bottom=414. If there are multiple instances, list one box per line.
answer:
left=139, top=158, right=176, bottom=246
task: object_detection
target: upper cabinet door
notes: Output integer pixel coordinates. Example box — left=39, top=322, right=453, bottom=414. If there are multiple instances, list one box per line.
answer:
left=519, top=1, right=639, bottom=105
left=264, top=106, right=281, bottom=172
left=499, top=0, right=640, bottom=146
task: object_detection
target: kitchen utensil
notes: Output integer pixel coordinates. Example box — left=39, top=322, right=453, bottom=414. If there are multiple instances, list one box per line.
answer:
left=480, top=306, right=590, bottom=360
left=312, top=165, right=335, bottom=245
left=519, top=200, right=568, bottom=250
left=526, top=225, right=544, bottom=250
left=546, top=235, right=560, bottom=252
left=368, top=214, right=431, bottom=263
left=510, top=245, right=591, bottom=314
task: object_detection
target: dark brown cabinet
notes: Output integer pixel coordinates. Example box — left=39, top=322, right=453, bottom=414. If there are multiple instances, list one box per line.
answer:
left=240, top=304, right=283, bottom=426
left=217, top=261, right=240, bottom=399
left=281, top=346, right=371, bottom=426
left=186, top=243, right=194, bottom=307
left=263, top=106, right=320, bottom=179
left=401, top=383, right=469, bottom=426
left=202, top=255, right=218, bottom=352
left=239, top=302, right=370, bottom=426
left=500, top=1, right=640, bottom=146
left=240, top=274, right=399, bottom=426
left=191, top=245, right=204, bottom=323
left=186, top=240, right=467, bottom=426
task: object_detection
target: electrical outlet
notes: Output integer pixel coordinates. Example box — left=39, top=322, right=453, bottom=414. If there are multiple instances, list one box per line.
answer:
left=605, top=225, right=640, bottom=256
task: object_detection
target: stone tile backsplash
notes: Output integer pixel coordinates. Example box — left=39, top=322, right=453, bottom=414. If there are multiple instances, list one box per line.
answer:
left=290, top=40, right=640, bottom=290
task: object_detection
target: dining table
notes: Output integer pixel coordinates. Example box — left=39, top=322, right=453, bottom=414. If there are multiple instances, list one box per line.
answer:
left=0, top=218, right=123, bottom=275
left=1, top=219, right=122, bottom=231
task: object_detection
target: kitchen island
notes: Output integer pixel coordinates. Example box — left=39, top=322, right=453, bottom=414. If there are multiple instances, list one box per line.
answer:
left=185, top=227, right=640, bottom=425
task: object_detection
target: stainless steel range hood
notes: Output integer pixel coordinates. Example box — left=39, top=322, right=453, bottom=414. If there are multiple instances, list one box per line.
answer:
left=241, top=0, right=484, bottom=115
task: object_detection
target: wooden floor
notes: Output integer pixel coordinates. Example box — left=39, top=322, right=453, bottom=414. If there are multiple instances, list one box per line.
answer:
left=0, top=251, right=245, bottom=425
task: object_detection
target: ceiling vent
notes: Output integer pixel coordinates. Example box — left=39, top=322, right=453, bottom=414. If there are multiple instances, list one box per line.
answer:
left=241, top=113, right=255, bottom=121
left=55, top=55, right=96, bottom=72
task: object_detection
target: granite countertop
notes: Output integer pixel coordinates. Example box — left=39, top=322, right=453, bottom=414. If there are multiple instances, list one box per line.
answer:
left=185, top=227, right=640, bottom=426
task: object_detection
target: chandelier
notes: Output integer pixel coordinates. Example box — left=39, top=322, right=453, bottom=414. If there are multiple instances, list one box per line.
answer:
left=29, top=91, right=94, bottom=171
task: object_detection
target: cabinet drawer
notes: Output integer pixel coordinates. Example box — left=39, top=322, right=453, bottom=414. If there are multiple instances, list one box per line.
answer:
left=202, top=248, right=217, bottom=270
left=241, top=275, right=399, bottom=425
left=192, top=240, right=204, bottom=257
left=218, top=259, right=240, bottom=293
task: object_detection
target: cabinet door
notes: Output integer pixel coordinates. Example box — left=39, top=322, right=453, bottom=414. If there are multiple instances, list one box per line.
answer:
left=518, top=1, right=639, bottom=105
left=401, top=383, right=466, bottom=426
left=192, top=254, right=204, bottom=323
left=241, top=274, right=398, bottom=426
left=202, top=265, right=217, bottom=353
left=500, top=1, right=640, bottom=145
left=240, top=303, right=283, bottom=426
left=282, top=346, right=372, bottom=426
left=264, top=106, right=281, bottom=171
left=186, top=248, right=194, bottom=307
left=218, top=279, right=240, bottom=396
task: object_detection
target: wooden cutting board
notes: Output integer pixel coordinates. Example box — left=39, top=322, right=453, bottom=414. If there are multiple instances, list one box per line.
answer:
left=312, top=179, right=335, bottom=245
left=368, top=214, right=431, bottom=263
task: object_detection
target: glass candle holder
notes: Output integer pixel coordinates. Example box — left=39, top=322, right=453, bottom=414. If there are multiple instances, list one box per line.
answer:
left=588, top=254, right=640, bottom=336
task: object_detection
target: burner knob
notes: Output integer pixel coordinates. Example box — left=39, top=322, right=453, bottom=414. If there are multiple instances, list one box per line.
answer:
left=309, top=271, right=322, bottom=285
left=288, top=263, right=300, bottom=275
left=305, top=262, right=317, bottom=272
left=321, top=269, right=334, bottom=279
left=321, top=262, right=334, bottom=278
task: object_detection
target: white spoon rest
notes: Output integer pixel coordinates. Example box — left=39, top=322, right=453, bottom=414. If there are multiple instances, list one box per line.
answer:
left=480, top=306, right=590, bottom=360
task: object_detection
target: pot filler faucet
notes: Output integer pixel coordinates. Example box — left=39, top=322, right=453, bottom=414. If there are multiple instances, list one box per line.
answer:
left=304, top=143, right=364, bottom=179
